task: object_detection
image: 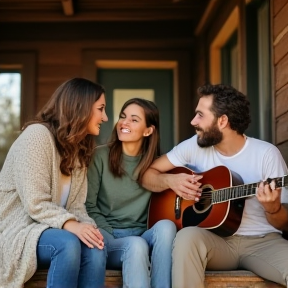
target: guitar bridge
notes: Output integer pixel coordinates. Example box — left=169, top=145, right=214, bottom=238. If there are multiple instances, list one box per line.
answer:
left=174, top=196, right=181, bottom=219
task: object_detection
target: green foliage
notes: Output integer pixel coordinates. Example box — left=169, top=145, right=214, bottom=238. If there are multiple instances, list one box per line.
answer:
left=0, top=96, right=20, bottom=170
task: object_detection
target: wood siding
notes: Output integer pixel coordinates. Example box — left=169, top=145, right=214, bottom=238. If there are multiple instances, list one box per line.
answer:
left=0, top=37, right=194, bottom=142
left=273, top=0, right=288, bottom=164
left=1, top=0, right=288, bottom=163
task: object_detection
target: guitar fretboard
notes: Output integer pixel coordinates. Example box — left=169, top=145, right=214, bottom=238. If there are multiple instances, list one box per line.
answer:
left=212, top=175, right=288, bottom=204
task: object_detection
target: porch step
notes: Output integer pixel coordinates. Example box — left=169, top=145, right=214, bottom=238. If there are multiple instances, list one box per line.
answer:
left=24, top=269, right=285, bottom=288
left=204, top=270, right=284, bottom=287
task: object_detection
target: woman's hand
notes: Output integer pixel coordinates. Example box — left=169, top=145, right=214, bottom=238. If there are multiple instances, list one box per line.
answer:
left=63, top=219, right=104, bottom=249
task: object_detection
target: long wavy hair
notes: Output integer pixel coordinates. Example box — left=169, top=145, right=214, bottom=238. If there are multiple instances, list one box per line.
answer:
left=108, top=98, right=160, bottom=182
left=22, top=77, right=105, bottom=175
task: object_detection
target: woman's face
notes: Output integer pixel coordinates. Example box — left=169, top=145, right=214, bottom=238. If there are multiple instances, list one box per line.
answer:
left=117, top=103, right=152, bottom=145
left=86, top=93, right=108, bottom=135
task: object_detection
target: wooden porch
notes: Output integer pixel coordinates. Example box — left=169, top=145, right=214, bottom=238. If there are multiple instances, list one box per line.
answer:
left=25, top=269, right=285, bottom=288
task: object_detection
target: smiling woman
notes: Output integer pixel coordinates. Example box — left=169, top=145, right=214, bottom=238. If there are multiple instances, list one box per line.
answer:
left=85, top=97, right=177, bottom=288
left=86, top=93, right=108, bottom=136
left=0, top=78, right=109, bottom=288
left=117, top=103, right=154, bottom=155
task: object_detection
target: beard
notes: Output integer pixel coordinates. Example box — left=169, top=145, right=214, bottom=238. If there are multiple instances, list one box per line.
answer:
left=196, top=122, right=223, bottom=148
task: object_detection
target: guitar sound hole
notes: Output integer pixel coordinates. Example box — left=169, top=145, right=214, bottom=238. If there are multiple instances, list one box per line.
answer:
left=194, top=186, right=212, bottom=213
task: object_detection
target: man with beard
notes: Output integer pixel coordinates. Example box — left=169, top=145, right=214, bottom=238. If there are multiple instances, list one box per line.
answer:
left=141, top=84, right=288, bottom=288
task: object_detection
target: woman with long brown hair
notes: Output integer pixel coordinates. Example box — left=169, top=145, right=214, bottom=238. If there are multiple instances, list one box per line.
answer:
left=0, top=78, right=108, bottom=288
left=86, top=98, right=176, bottom=288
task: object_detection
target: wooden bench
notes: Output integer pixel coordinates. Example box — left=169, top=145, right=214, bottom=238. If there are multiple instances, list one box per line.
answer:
left=25, top=269, right=285, bottom=288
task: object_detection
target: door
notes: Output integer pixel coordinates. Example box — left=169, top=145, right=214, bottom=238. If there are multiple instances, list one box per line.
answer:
left=96, top=68, right=174, bottom=154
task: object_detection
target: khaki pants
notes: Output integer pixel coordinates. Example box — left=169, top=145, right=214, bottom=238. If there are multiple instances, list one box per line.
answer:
left=172, top=227, right=288, bottom=288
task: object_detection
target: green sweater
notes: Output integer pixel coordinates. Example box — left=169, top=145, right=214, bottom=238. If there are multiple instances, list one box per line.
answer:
left=86, top=144, right=151, bottom=234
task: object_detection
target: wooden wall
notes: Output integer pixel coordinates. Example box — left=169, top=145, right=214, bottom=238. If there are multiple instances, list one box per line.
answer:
left=273, top=0, right=288, bottom=164
left=1, top=0, right=288, bottom=161
left=0, top=41, right=88, bottom=113
left=0, top=34, right=195, bottom=142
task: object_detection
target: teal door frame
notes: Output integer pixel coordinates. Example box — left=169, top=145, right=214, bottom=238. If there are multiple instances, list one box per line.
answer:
left=82, top=49, right=193, bottom=144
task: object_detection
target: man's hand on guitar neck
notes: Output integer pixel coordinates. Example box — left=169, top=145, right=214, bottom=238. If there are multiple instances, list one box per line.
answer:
left=257, top=180, right=282, bottom=213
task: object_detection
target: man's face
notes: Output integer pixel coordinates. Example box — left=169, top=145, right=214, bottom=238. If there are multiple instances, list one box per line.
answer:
left=195, top=119, right=223, bottom=147
left=191, top=95, right=223, bottom=147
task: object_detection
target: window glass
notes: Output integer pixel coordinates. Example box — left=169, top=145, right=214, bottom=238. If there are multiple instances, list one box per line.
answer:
left=221, top=31, right=238, bottom=89
left=0, top=72, right=21, bottom=169
left=245, top=0, right=270, bottom=140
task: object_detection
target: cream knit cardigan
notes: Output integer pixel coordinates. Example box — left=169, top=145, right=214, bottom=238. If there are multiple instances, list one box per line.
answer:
left=0, top=124, right=96, bottom=288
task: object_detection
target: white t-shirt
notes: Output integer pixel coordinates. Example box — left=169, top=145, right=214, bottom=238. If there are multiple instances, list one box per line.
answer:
left=167, top=135, right=288, bottom=236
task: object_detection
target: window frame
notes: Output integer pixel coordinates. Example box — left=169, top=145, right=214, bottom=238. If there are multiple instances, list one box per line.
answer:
left=0, top=52, right=36, bottom=126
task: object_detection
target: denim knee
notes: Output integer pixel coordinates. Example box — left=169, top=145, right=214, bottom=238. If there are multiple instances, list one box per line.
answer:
left=122, top=236, right=149, bottom=260
left=154, top=220, right=177, bottom=240
left=86, top=244, right=107, bottom=267
left=79, top=243, right=107, bottom=286
left=55, top=231, right=82, bottom=262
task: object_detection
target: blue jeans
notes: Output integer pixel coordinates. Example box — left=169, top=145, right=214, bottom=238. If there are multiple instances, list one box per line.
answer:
left=37, top=228, right=106, bottom=288
left=98, top=219, right=177, bottom=288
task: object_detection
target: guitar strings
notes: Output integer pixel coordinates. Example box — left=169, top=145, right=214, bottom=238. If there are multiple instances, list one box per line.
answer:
left=196, top=184, right=258, bottom=200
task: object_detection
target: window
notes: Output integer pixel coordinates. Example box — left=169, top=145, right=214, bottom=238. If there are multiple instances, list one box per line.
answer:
left=245, top=0, right=271, bottom=140
left=0, top=52, right=36, bottom=170
left=209, top=7, right=238, bottom=85
left=209, top=0, right=271, bottom=141
left=221, top=31, right=239, bottom=89
left=0, top=73, right=21, bottom=169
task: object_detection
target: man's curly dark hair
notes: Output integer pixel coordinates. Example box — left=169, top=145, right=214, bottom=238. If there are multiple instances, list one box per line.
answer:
left=197, top=84, right=251, bottom=134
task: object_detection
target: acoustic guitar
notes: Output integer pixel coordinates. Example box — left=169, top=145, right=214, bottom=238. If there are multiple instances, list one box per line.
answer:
left=147, top=166, right=288, bottom=237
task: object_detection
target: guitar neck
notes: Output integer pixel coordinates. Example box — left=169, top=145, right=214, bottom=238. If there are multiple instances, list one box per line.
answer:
left=212, top=175, right=288, bottom=204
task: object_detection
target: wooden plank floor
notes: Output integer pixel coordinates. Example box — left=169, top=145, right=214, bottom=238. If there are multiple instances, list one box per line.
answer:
left=204, top=271, right=285, bottom=288
left=24, top=269, right=285, bottom=288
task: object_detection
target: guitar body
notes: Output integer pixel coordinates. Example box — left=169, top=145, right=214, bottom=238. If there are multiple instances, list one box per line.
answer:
left=148, top=166, right=245, bottom=237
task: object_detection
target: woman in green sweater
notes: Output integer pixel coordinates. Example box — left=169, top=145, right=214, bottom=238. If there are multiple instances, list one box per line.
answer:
left=86, top=98, right=176, bottom=288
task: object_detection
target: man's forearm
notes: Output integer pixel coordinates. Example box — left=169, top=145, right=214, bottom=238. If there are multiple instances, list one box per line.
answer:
left=141, top=168, right=171, bottom=192
left=265, top=203, right=288, bottom=231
